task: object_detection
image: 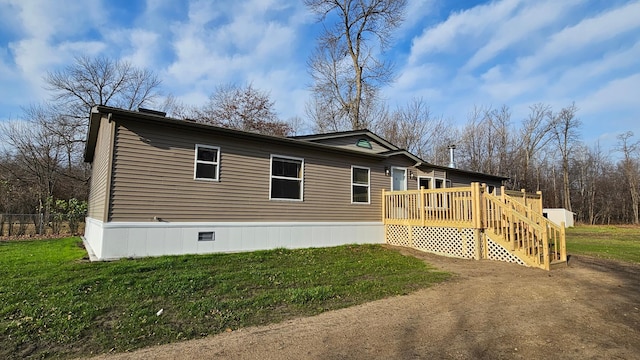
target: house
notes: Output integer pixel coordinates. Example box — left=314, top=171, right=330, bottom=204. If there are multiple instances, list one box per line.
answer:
left=83, top=105, right=505, bottom=261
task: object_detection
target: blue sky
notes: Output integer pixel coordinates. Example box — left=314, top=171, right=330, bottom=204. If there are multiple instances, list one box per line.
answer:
left=0, top=0, right=638, bottom=153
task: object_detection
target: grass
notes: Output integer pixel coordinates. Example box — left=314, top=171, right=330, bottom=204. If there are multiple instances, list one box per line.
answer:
left=566, top=225, right=640, bottom=264
left=0, top=238, right=449, bottom=359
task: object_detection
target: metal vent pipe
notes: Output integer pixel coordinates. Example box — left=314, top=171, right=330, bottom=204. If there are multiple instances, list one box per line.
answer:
left=448, top=145, right=456, bottom=168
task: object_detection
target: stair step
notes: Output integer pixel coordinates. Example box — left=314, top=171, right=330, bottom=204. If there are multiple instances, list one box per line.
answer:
left=549, top=260, right=567, bottom=270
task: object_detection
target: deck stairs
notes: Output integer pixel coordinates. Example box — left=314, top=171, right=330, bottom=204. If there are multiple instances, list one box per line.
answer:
left=482, top=190, right=567, bottom=270
left=382, top=184, right=567, bottom=270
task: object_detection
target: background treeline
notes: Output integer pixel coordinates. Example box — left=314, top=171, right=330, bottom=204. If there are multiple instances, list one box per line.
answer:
left=1, top=55, right=639, bottom=226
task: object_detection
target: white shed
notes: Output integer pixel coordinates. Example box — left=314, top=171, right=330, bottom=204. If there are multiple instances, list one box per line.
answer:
left=543, top=208, right=574, bottom=228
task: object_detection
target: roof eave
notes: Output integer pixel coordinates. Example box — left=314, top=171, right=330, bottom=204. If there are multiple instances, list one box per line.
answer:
left=87, top=105, right=390, bottom=161
left=83, top=106, right=102, bottom=163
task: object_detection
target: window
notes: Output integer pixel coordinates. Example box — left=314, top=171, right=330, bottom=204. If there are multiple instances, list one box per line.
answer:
left=194, top=145, right=220, bottom=181
left=418, top=176, right=450, bottom=208
left=418, top=177, right=448, bottom=189
left=356, top=138, right=372, bottom=149
left=351, top=166, right=370, bottom=203
left=270, top=155, right=303, bottom=200
left=418, top=177, right=431, bottom=189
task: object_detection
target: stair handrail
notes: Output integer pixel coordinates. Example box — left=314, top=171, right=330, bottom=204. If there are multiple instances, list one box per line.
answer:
left=483, top=192, right=548, bottom=268
left=502, top=192, right=567, bottom=266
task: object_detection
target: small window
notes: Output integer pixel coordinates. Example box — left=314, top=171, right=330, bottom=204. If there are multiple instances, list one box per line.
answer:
left=352, top=166, right=370, bottom=203
left=356, top=139, right=372, bottom=149
left=270, top=155, right=303, bottom=200
left=194, top=145, right=220, bottom=181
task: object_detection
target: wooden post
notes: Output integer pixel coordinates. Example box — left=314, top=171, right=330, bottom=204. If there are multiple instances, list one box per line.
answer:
left=471, top=182, right=483, bottom=260
left=542, top=226, right=550, bottom=270
left=483, top=231, right=489, bottom=259
left=471, top=182, right=482, bottom=229
left=420, top=186, right=425, bottom=227
left=560, top=221, right=567, bottom=261
left=475, top=229, right=482, bottom=260
left=381, top=189, right=386, bottom=224
left=508, top=205, right=515, bottom=251
left=536, top=190, right=543, bottom=214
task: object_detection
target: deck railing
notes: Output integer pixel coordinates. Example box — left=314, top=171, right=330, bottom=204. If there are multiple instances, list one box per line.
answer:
left=383, top=186, right=476, bottom=228
left=503, top=189, right=543, bottom=215
left=382, top=183, right=566, bottom=270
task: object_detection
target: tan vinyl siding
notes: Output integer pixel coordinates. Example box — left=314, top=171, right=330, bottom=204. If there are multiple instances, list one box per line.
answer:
left=109, top=118, right=400, bottom=222
left=87, top=116, right=114, bottom=221
left=416, top=169, right=445, bottom=179
left=306, top=135, right=391, bottom=154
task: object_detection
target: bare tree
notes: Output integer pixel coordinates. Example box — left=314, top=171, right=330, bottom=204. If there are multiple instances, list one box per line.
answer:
left=616, top=131, right=640, bottom=224
left=43, top=55, right=162, bottom=154
left=306, top=0, right=407, bottom=130
left=458, top=106, right=488, bottom=173
left=457, top=105, right=513, bottom=177
left=486, top=105, right=513, bottom=177
left=192, top=83, right=292, bottom=137
left=159, top=94, right=194, bottom=120
left=45, top=55, right=161, bottom=115
left=0, top=120, right=64, bottom=226
left=373, top=97, right=445, bottom=160
left=516, top=103, right=555, bottom=190
left=551, top=103, right=581, bottom=211
left=570, top=143, right=610, bottom=224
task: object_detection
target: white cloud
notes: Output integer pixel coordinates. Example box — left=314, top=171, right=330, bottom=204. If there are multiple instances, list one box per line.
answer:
left=1, top=0, right=108, bottom=102
left=120, top=29, right=162, bottom=69
left=548, top=40, right=640, bottom=97
left=516, top=1, right=640, bottom=75
left=408, top=0, right=521, bottom=63
left=579, top=73, right=640, bottom=115
left=394, top=63, right=443, bottom=91
left=464, top=0, right=580, bottom=71
left=480, top=73, right=547, bottom=102
left=398, top=0, right=437, bottom=33
left=164, top=0, right=308, bottom=119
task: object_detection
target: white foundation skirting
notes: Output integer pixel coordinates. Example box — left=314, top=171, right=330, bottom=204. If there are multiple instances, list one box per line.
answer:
left=83, top=218, right=384, bottom=261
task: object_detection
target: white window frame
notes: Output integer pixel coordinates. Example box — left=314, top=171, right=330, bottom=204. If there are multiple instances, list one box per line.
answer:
left=417, top=176, right=431, bottom=190
left=193, top=144, right=220, bottom=181
left=269, top=154, right=304, bottom=201
left=417, top=176, right=448, bottom=189
left=351, top=166, right=370, bottom=204
left=418, top=176, right=450, bottom=209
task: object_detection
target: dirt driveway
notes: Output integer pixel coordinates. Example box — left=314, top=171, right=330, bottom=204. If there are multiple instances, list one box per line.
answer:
left=93, top=246, right=640, bottom=360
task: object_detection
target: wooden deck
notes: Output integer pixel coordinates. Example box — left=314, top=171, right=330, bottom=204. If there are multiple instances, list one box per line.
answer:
left=382, top=183, right=567, bottom=270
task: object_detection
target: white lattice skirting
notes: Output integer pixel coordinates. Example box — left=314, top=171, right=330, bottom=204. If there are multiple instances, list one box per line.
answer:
left=386, top=224, right=476, bottom=259
left=483, top=236, right=526, bottom=266
left=386, top=224, right=529, bottom=267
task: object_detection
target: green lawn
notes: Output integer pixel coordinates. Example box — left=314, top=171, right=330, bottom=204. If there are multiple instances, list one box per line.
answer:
left=566, top=225, right=640, bottom=264
left=0, top=238, right=449, bottom=359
